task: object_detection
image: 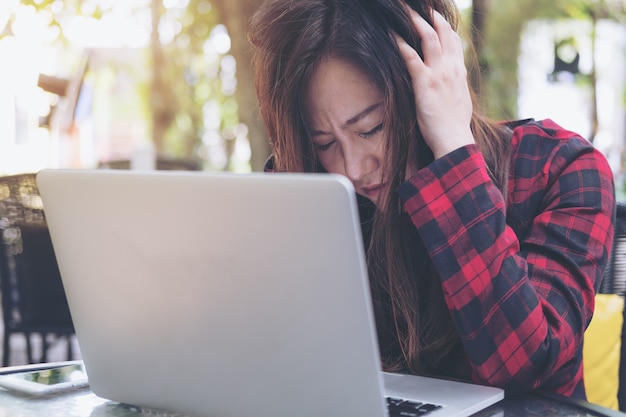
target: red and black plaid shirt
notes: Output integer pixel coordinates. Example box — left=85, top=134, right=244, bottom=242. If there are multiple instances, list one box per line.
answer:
left=397, top=118, right=616, bottom=398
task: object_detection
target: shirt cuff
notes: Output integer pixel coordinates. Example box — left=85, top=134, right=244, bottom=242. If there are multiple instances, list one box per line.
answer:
left=396, top=144, right=490, bottom=226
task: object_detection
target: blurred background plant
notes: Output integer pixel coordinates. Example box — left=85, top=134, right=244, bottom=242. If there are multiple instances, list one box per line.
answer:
left=0, top=0, right=268, bottom=173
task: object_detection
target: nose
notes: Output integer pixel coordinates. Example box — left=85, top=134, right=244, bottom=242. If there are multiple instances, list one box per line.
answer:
left=343, top=145, right=370, bottom=182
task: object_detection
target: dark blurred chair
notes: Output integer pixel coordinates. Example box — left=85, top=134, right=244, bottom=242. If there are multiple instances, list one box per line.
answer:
left=601, top=202, right=626, bottom=296
left=0, top=173, right=75, bottom=366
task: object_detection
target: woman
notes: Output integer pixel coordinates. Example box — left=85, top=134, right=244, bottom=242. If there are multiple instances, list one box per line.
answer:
left=247, top=0, right=616, bottom=399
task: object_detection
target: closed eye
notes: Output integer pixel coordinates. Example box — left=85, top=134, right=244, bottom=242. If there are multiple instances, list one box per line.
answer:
left=315, top=140, right=335, bottom=152
left=360, top=123, right=383, bottom=139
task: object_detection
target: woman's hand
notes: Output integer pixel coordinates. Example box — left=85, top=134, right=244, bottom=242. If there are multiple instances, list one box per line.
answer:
left=396, top=9, right=475, bottom=161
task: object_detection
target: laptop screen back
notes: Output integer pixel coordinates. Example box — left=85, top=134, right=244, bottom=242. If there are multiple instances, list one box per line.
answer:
left=37, top=169, right=389, bottom=417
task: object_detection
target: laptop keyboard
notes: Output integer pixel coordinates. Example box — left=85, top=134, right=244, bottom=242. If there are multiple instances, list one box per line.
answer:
left=386, top=397, right=443, bottom=416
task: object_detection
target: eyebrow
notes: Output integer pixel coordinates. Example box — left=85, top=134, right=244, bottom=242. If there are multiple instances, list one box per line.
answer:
left=310, top=101, right=384, bottom=137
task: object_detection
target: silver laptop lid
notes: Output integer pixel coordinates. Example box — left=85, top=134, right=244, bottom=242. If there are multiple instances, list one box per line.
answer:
left=37, top=169, right=388, bottom=417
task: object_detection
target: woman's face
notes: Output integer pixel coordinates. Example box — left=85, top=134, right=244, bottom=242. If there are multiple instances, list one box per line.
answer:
left=304, top=58, right=388, bottom=208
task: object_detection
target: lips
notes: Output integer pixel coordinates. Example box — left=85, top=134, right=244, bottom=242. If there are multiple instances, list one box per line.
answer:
left=360, top=183, right=386, bottom=201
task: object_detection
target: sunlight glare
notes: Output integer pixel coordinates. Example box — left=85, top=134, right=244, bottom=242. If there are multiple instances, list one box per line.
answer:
left=0, top=0, right=19, bottom=33
left=207, top=25, right=231, bottom=55
left=164, top=0, right=190, bottom=9
left=455, top=0, right=471, bottom=10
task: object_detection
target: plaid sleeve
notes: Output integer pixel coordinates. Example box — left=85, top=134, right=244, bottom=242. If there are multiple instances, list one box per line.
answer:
left=397, top=121, right=615, bottom=396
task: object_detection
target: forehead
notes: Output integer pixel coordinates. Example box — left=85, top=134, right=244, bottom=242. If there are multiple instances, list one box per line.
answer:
left=304, top=58, right=383, bottom=126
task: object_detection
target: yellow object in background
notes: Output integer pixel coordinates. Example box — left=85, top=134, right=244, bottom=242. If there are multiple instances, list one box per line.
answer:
left=583, top=293, right=624, bottom=410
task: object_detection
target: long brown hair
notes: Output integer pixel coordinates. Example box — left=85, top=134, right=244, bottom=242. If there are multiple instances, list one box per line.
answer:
left=248, top=0, right=512, bottom=376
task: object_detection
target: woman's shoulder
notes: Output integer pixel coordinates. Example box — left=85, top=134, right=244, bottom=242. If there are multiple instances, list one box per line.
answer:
left=506, top=118, right=602, bottom=169
left=507, top=118, right=591, bottom=149
left=504, top=118, right=614, bottom=229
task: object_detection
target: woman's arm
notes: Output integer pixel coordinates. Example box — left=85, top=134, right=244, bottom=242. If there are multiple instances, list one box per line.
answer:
left=398, top=125, right=615, bottom=395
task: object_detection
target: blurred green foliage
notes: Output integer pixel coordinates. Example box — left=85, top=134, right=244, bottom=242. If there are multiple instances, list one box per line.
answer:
left=480, top=0, right=626, bottom=120
left=20, top=0, right=240, bottom=169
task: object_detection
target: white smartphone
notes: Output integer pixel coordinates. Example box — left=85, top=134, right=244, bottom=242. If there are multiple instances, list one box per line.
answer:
left=0, top=362, right=89, bottom=395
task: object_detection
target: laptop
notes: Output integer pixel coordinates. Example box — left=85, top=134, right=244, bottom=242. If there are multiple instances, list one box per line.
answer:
left=36, top=169, right=504, bottom=417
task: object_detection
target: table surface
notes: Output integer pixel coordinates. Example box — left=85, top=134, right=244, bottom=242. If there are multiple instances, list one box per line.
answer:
left=0, top=361, right=624, bottom=417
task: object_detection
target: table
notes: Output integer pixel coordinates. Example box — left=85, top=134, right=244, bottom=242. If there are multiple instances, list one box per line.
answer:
left=0, top=361, right=624, bottom=417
